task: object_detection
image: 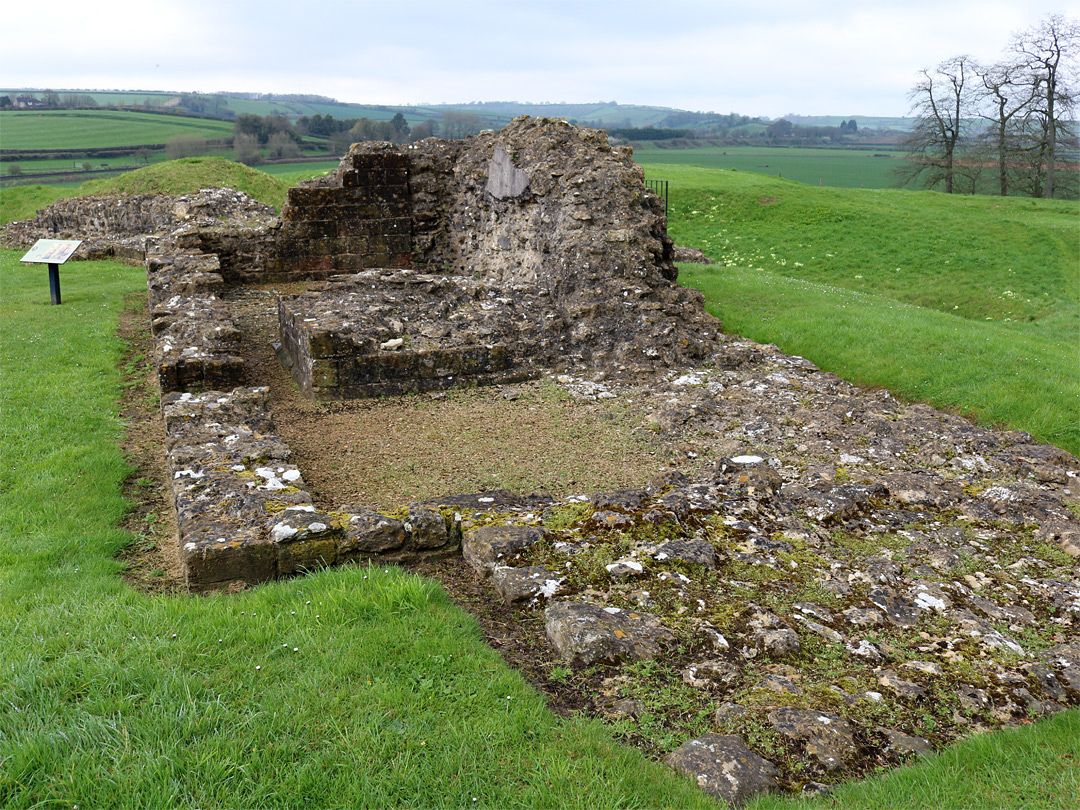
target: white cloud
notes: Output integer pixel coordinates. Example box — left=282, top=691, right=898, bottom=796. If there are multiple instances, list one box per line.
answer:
left=0, top=0, right=1069, bottom=116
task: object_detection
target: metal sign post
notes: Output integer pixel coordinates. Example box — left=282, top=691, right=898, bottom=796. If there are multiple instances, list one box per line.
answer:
left=20, top=240, right=82, bottom=305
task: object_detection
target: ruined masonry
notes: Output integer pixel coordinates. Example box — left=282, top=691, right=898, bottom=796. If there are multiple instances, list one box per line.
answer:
left=4, top=116, right=1079, bottom=805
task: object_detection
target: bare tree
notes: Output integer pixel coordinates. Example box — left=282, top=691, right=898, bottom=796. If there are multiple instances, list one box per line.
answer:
left=1010, top=14, right=1079, bottom=198
left=232, top=133, right=263, bottom=165
left=897, top=56, right=976, bottom=193
left=267, top=131, right=300, bottom=159
left=975, top=60, right=1037, bottom=196
left=441, top=110, right=488, bottom=139
left=166, top=134, right=209, bottom=160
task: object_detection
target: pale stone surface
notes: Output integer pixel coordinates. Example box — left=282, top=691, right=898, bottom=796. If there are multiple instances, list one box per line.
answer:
left=463, top=524, right=547, bottom=575
left=544, top=602, right=674, bottom=665
left=664, top=734, right=779, bottom=806
left=768, top=708, right=856, bottom=772
left=492, top=565, right=565, bottom=604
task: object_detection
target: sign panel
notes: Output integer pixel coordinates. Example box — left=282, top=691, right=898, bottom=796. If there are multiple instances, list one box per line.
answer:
left=21, top=239, right=82, bottom=265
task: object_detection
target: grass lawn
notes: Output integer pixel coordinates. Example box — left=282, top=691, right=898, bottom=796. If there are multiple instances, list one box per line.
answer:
left=634, top=145, right=906, bottom=189
left=650, top=164, right=1079, bottom=456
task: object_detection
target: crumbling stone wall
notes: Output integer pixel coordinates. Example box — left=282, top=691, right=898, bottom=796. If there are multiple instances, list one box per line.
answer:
left=0, top=188, right=275, bottom=263
left=275, top=117, right=721, bottom=394
left=399, top=117, right=677, bottom=288
left=164, top=386, right=462, bottom=592
left=145, top=250, right=246, bottom=393
left=276, top=270, right=538, bottom=398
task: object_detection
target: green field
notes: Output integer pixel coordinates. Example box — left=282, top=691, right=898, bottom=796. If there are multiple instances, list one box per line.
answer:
left=4, top=156, right=152, bottom=175
left=0, top=109, right=236, bottom=150
left=634, top=145, right=906, bottom=189
left=258, top=160, right=339, bottom=180
left=648, top=163, right=1079, bottom=455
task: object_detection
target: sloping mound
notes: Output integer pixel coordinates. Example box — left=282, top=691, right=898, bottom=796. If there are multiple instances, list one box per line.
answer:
left=78, top=157, right=289, bottom=211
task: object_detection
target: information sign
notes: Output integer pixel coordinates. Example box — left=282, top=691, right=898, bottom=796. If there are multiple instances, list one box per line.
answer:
left=20, top=239, right=83, bottom=305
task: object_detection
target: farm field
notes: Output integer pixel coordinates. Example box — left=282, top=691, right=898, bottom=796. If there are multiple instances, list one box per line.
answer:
left=0, top=109, right=236, bottom=150
left=634, top=144, right=905, bottom=189
left=3, top=156, right=150, bottom=174
left=259, top=160, right=339, bottom=182
left=648, top=163, right=1079, bottom=455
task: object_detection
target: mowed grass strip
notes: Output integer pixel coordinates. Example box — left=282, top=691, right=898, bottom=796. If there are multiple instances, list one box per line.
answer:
left=0, top=109, right=235, bottom=150
left=681, top=265, right=1079, bottom=455
left=652, top=165, right=1079, bottom=456
left=0, top=249, right=715, bottom=809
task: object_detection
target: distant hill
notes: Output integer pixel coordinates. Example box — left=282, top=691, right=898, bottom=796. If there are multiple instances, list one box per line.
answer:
left=2, top=88, right=911, bottom=133
left=783, top=114, right=914, bottom=131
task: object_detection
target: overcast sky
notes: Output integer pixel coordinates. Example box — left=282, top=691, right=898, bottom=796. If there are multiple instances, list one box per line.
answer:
left=1, top=1, right=1070, bottom=118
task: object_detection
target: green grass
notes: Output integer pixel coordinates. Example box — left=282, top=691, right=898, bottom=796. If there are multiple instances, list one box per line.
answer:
left=0, top=249, right=717, bottom=808
left=79, top=157, right=292, bottom=210
left=1, top=160, right=335, bottom=223
left=0, top=109, right=235, bottom=150
left=4, top=156, right=150, bottom=174
left=651, top=164, right=1079, bottom=455
left=634, top=145, right=907, bottom=189
left=0, top=184, right=70, bottom=224
left=259, top=160, right=340, bottom=187
left=747, top=709, right=1080, bottom=810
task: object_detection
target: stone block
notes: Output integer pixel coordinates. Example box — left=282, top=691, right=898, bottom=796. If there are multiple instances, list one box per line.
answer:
left=272, top=510, right=343, bottom=575
left=664, top=734, right=778, bottom=806
left=544, top=601, right=675, bottom=666
left=182, top=527, right=277, bottom=592
left=342, top=512, right=408, bottom=557
left=768, top=707, right=856, bottom=772
left=406, top=504, right=450, bottom=550
left=463, top=524, right=548, bottom=574
left=492, top=565, right=565, bottom=604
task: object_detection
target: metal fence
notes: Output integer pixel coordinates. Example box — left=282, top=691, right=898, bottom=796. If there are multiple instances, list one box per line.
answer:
left=644, top=178, right=668, bottom=209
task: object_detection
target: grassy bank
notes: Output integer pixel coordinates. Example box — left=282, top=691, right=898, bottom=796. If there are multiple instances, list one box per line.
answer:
left=652, top=164, right=1079, bottom=456
left=1, top=158, right=301, bottom=220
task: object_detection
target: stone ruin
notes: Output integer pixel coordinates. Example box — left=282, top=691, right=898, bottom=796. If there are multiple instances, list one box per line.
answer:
left=5, top=116, right=1079, bottom=805
left=270, top=120, right=718, bottom=398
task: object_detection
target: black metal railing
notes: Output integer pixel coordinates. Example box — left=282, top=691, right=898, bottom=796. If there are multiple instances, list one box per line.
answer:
left=644, top=178, right=668, bottom=209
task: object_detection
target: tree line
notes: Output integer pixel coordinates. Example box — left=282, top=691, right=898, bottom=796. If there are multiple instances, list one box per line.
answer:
left=223, top=110, right=492, bottom=165
left=898, top=14, right=1078, bottom=198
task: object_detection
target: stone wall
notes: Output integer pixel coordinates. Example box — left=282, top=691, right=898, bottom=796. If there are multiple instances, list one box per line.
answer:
left=165, top=384, right=464, bottom=592
left=146, top=249, right=246, bottom=393
left=275, top=117, right=722, bottom=390
left=276, top=270, right=537, bottom=398
left=0, top=188, right=275, bottom=264
left=264, top=150, right=413, bottom=279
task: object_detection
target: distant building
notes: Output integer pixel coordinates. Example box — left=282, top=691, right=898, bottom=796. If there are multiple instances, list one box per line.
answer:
left=15, top=95, right=44, bottom=109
